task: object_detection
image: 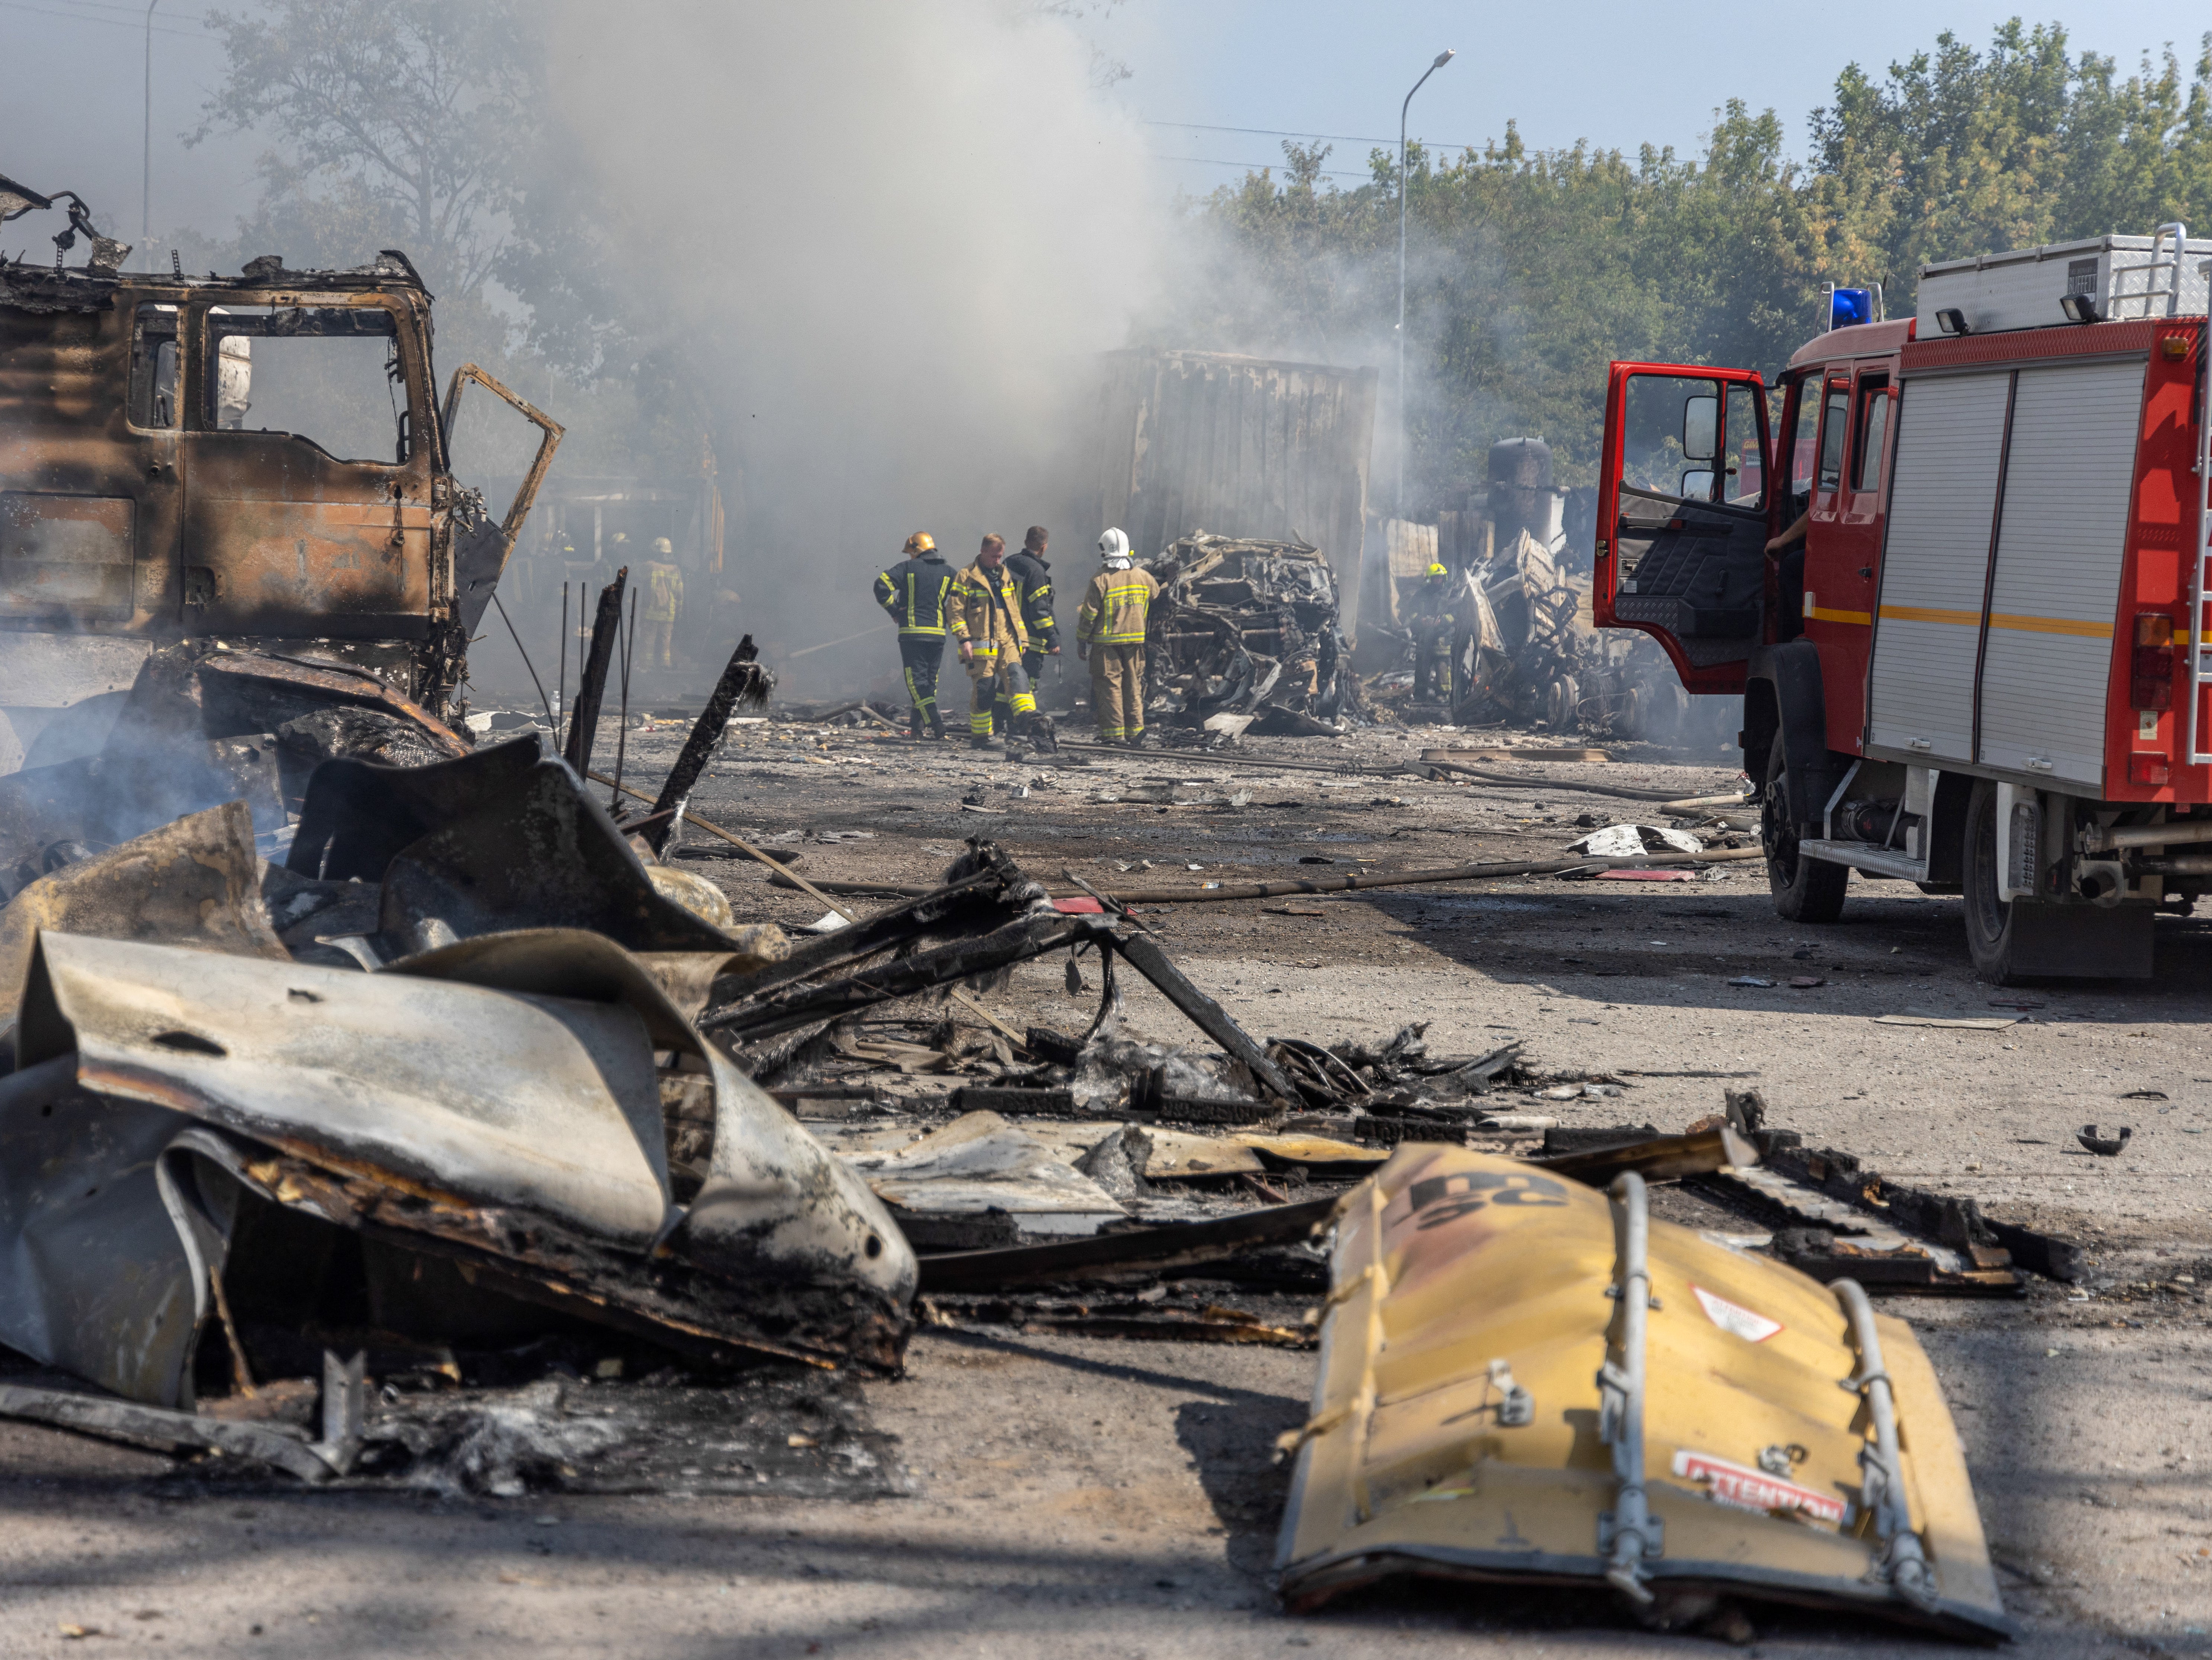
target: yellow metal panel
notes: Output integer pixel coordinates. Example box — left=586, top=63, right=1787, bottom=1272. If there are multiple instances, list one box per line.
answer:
left=1276, top=1144, right=2011, bottom=1640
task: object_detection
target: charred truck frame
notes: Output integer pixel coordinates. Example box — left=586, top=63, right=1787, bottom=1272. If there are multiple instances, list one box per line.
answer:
left=1596, top=225, right=2212, bottom=982
left=0, top=177, right=559, bottom=743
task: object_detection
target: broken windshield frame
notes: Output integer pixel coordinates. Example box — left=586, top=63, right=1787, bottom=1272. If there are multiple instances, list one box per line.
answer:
left=199, top=304, right=412, bottom=466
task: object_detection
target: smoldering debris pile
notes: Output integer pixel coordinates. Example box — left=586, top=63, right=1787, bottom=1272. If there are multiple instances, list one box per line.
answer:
left=0, top=628, right=2086, bottom=1534
left=0, top=630, right=928, bottom=1490
left=1138, top=533, right=1356, bottom=743
left=1367, top=528, right=1725, bottom=746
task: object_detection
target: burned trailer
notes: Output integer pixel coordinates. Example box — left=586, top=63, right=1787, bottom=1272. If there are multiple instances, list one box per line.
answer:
left=1141, top=532, right=1355, bottom=737
left=0, top=177, right=559, bottom=765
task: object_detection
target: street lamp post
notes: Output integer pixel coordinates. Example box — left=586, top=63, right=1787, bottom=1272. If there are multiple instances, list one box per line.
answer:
left=1398, top=48, right=1454, bottom=516
left=143, top=0, right=162, bottom=243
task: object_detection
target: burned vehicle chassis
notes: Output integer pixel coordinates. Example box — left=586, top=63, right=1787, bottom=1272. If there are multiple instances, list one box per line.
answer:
left=0, top=200, right=558, bottom=731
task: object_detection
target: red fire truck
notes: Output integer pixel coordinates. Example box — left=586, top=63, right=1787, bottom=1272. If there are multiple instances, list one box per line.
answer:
left=1595, top=229, right=2212, bottom=981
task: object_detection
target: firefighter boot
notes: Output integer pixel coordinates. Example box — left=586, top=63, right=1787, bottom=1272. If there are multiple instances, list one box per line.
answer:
left=1025, top=713, right=1060, bottom=754
left=926, top=708, right=947, bottom=741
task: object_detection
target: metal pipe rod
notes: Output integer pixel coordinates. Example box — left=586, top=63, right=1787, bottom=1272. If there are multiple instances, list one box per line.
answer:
left=143, top=0, right=161, bottom=243
left=2083, top=817, right=2212, bottom=851
left=765, top=844, right=1766, bottom=904
left=1396, top=48, right=1453, bottom=516
left=1832, top=1278, right=1938, bottom=1610
left=1600, top=1171, right=1656, bottom=1605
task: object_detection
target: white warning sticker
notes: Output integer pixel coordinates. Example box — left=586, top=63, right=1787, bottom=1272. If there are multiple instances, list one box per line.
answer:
left=1672, top=1450, right=1847, bottom=1525
left=1691, top=1284, right=1782, bottom=1343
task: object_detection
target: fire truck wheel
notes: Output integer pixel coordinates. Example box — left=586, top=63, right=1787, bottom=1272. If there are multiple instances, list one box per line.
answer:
left=1763, top=741, right=1847, bottom=923
left=1962, top=777, right=2023, bottom=982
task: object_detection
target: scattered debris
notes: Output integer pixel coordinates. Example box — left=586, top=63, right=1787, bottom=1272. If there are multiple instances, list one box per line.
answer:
left=2077, top=1125, right=2132, bottom=1157
left=1565, top=823, right=1704, bottom=858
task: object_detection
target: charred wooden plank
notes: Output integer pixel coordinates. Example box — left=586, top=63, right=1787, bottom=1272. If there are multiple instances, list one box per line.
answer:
left=643, top=633, right=770, bottom=854
left=562, top=568, right=627, bottom=778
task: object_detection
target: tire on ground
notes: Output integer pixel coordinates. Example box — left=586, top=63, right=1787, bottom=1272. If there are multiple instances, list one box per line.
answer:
left=1763, top=738, right=1847, bottom=924
left=1962, top=775, right=2025, bottom=983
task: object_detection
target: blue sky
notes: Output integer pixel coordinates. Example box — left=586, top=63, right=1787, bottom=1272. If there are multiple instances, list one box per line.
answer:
left=1093, top=1, right=2211, bottom=199
left=1, top=0, right=2205, bottom=251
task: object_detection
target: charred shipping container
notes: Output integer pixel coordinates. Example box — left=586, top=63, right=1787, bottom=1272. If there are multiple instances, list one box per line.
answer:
left=1093, top=349, right=1377, bottom=637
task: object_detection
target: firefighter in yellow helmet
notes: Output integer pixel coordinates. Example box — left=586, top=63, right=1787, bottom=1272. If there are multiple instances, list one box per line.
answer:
left=873, top=532, right=953, bottom=738
left=640, top=536, right=685, bottom=669
left=950, top=533, right=1044, bottom=750
left=1076, top=527, right=1160, bottom=746
left=1409, top=561, right=1459, bottom=704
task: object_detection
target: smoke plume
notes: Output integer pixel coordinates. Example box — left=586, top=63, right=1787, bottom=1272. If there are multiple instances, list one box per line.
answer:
left=534, top=0, right=1162, bottom=690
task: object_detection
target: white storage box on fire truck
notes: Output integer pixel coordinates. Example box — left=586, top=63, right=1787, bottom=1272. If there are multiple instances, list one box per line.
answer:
left=1916, top=232, right=2212, bottom=334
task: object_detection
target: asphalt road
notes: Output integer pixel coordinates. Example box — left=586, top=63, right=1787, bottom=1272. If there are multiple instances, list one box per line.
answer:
left=0, top=711, right=2204, bottom=1656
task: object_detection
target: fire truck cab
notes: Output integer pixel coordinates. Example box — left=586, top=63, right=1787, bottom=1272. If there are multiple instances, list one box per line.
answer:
left=1596, top=228, right=2212, bottom=981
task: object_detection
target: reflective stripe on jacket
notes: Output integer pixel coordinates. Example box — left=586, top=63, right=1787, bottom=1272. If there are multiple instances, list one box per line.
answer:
left=1076, top=565, right=1159, bottom=645
left=641, top=561, right=684, bottom=621
left=948, top=561, right=1028, bottom=658
left=1005, top=549, right=1058, bottom=648
left=873, top=554, right=955, bottom=635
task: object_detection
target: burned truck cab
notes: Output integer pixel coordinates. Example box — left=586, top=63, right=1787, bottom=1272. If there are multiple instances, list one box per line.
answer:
left=0, top=217, right=556, bottom=763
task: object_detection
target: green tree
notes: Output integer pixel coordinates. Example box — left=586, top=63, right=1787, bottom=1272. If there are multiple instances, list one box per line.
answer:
left=1169, top=18, right=2212, bottom=501
left=192, top=0, right=531, bottom=299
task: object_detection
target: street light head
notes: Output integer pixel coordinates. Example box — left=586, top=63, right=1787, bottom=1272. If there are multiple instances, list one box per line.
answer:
left=1433, top=49, right=1456, bottom=69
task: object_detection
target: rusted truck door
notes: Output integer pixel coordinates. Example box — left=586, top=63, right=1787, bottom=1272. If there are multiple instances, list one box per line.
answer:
left=0, top=296, right=181, bottom=634
left=442, top=363, right=564, bottom=633
left=1594, top=362, right=1773, bottom=694
left=179, top=299, right=438, bottom=640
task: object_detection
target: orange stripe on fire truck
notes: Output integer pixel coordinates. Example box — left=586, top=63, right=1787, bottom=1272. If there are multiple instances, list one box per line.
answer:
left=1876, top=604, right=2112, bottom=639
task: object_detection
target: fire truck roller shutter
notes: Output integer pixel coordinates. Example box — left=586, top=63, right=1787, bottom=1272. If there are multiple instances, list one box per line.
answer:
left=1865, top=372, right=2013, bottom=766
left=1975, top=358, right=2147, bottom=789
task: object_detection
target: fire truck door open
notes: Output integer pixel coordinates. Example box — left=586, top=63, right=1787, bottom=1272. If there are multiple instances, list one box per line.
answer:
left=1595, top=365, right=1772, bottom=693
left=1866, top=356, right=2147, bottom=789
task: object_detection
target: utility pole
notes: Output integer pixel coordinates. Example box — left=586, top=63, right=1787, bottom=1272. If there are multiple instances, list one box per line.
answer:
left=143, top=0, right=162, bottom=243
left=1398, top=48, right=1454, bottom=516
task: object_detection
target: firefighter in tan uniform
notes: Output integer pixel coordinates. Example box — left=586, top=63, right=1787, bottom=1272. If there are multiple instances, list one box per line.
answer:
left=641, top=538, right=684, bottom=669
left=1076, top=527, right=1160, bottom=747
left=949, top=533, right=1041, bottom=750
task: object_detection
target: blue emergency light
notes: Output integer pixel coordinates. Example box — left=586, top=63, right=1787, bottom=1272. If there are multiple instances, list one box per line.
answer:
left=1829, top=286, right=1874, bottom=330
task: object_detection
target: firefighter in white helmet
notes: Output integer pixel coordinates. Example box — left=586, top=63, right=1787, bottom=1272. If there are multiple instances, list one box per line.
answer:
left=1076, top=528, right=1160, bottom=747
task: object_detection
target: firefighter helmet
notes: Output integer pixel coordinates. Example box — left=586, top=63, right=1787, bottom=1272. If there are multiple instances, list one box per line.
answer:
left=652, top=536, right=673, bottom=555
left=1098, top=527, right=1131, bottom=560
left=1426, top=563, right=1448, bottom=578
left=903, top=532, right=935, bottom=555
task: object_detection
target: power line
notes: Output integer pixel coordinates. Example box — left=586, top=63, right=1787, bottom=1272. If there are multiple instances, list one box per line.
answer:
left=55, top=0, right=214, bottom=19
left=0, top=0, right=210, bottom=38
left=1148, top=118, right=1489, bottom=153
left=1154, top=154, right=1376, bottom=181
